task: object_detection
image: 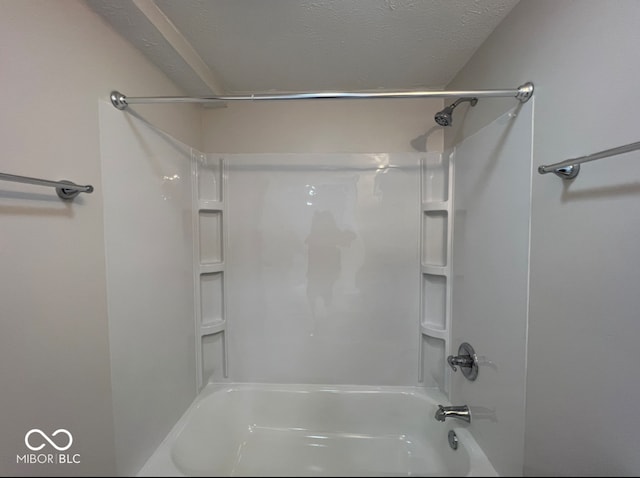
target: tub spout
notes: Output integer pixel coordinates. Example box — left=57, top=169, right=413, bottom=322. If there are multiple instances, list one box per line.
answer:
left=435, top=405, right=471, bottom=423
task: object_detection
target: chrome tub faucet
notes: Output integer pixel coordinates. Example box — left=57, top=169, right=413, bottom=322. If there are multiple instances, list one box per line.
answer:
left=435, top=405, right=471, bottom=423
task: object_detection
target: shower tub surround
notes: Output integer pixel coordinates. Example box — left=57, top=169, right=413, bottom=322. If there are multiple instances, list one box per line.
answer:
left=139, top=382, right=497, bottom=476
left=101, top=104, right=499, bottom=476
left=100, top=104, right=464, bottom=473
left=141, top=152, right=489, bottom=476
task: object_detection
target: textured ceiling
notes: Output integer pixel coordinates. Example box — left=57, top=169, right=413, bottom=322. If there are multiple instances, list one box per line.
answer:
left=90, top=0, right=519, bottom=95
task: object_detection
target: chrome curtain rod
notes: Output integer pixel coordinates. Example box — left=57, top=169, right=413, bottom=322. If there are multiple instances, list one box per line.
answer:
left=110, top=82, right=533, bottom=110
left=538, top=140, right=640, bottom=180
left=0, top=172, right=93, bottom=200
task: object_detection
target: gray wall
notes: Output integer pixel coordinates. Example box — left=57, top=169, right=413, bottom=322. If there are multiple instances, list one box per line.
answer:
left=202, top=99, right=443, bottom=153
left=0, top=1, right=201, bottom=475
left=446, top=1, right=640, bottom=475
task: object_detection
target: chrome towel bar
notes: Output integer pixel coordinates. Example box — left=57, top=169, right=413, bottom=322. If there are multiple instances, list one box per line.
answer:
left=0, top=172, right=93, bottom=200
left=538, top=141, right=640, bottom=180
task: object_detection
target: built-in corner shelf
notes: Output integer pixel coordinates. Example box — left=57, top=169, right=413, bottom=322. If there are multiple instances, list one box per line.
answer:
left=201, top=320, right=226, bottom=336
left=200, top=263, right=224, bottom=274
left=421, top=264, right=448, bottom=276
left=419, top=323, right=448, bottom=340
left=199, top=199, right=224, bottom=211
left=419, top=152, right=454, bottom=397
left=422, top=200, right=448, bottom=212
left=192, top=153, right=228, bottom=388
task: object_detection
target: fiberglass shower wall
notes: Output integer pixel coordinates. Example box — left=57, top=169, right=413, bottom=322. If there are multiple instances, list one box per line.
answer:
left=450, top=101, right=533, bottom=476
left=215, top=153, right=421, bottom=385
left=199, top=98, right=446, bottom=387
left=99, top=102, right=197, bottom=476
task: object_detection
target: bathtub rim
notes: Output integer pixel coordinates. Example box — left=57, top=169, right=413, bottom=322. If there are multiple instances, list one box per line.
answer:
left=137, top=382, right=497, bottom=477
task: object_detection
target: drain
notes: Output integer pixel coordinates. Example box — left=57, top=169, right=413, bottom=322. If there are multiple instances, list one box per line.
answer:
left=448, top=430, right=459, bottom=450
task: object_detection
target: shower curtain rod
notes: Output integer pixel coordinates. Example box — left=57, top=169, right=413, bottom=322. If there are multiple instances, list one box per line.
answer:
left=110, top=82, right=533, bottom=110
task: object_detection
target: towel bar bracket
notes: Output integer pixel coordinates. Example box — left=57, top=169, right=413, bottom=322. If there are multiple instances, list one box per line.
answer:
left=56, top=180, right=94, bottom=200
left=543, top=164, right=581, bottom=180
left=539, top=141, right=640, bottom=180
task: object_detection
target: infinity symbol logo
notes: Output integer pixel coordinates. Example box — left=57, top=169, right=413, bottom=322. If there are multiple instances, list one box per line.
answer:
left=24, top=429, right=73, bottom=451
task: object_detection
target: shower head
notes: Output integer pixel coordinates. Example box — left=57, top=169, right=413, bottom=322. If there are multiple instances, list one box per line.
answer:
left=434, top=97, right=478, bottom=127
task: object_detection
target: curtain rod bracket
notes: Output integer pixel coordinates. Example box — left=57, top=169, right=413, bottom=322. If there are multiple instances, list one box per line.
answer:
left=110, top=91, right=128, bottom=110
left=516, top=82, right=534, bottom=103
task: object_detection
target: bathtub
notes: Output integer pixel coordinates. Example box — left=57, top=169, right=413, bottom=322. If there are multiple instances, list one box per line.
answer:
left=139, top=383, right=497, bottom=476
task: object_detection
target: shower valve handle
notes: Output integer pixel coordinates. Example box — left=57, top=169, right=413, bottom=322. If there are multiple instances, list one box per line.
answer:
left=447, top=355, right=474, bottom=372
left=446, top=342, right=479, bottom=381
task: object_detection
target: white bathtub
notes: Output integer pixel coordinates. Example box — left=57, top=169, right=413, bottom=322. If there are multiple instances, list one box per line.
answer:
left=139, top=383, right=497, bottom=476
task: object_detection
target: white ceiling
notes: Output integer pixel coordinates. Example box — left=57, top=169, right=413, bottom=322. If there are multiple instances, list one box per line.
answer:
left=89, top=0, right=519, bottom=95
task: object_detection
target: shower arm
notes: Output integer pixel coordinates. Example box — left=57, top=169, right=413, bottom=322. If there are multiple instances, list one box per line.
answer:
left=449, top=97, right=478, bottom=109
left=110, top=83, right=534, bottom=110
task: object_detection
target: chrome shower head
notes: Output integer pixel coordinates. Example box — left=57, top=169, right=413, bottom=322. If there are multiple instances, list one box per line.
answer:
left=434, top=106, right=455, bottom=127
left=434, top=97, right=478, bottom=127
